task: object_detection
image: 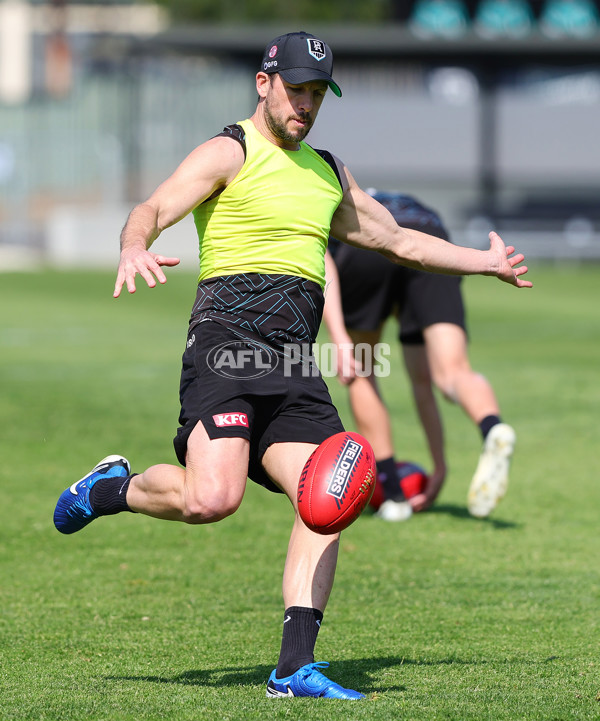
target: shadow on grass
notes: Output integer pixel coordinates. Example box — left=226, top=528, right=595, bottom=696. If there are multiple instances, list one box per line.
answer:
left=108, top=655, right=494, bottom=693
left=364, top=503, right=520, bottom=529
left=424, top=504, right=520, bottom=530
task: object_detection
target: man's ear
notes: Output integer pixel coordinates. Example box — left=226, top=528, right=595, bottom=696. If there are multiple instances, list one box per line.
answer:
left=256, top=72, right=271, bottom=99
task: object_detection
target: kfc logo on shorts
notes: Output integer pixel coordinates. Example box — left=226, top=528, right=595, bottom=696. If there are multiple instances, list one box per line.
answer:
left=307, top=38, right=326, bottom=61
left=213, top=412, right=249, bottom=428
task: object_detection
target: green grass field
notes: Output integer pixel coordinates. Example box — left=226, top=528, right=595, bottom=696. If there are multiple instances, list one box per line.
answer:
left=1, top=265, right=599, bottom=720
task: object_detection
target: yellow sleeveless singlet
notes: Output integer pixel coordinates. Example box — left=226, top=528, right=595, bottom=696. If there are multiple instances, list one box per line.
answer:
left=192, top=118, right=343, bottom=288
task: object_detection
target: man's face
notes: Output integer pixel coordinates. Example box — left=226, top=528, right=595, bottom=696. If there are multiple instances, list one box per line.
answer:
left=262, top=74, right=328, bottom=147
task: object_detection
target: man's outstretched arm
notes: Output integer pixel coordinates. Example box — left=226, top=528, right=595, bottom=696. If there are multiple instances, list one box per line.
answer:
left=330, top=161, right=532, bottom=289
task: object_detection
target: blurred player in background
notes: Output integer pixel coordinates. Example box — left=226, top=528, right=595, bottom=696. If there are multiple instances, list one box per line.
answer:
left=323, top=192, right=516, bottom=520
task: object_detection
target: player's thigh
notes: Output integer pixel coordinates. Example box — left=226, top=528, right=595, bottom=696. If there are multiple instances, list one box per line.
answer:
left=347, top=327, right=382, bottom=348
left=347, top=327, right=384, bottom=381
left=185, top=420, right=250, bottom=509
left=401, top=342, right=431, bottom=384
left=261, top=441, right=318, bottom=510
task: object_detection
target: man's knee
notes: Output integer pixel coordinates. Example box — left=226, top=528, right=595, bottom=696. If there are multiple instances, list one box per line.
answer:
left=431, top=366, right=456, bottom=400
left=183, top=426, right=249, bottom=523
left=432, top=364, right=484, bottom=404
left=182, top=470, right=245, bottom=524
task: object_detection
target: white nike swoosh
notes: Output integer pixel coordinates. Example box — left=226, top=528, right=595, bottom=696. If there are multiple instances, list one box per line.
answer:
left=69, top=463, right=110, bottom=494
left=283, top=615, right=292, bottom=623
left=267, top=685, right=294, bottom=698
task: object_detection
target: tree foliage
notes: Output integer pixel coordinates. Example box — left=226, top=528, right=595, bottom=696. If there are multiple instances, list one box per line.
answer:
left=154, top=0, right=394, bottom=23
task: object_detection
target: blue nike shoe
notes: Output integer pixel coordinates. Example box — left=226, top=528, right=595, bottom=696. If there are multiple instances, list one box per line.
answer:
left=53, top=455, right=130, bottom=534
left=266, top=662, right=365, bottom=699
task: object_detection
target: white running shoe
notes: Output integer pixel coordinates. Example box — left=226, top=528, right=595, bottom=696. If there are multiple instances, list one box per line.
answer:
left=468, top=423, right=516, bottom=518
left=377, top=499, right=413, bottom=522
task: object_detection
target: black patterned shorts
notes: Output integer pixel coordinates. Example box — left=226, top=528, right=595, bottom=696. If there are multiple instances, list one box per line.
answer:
left=173, top=274, right=344, bottom=492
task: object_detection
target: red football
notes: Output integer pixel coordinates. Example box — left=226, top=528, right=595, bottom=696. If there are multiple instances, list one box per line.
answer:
left=297, top=432, right=376, bottom=535
left=368, top=461, right=428, bottom=511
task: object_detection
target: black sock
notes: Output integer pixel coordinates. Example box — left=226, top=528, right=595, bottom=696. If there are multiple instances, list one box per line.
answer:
left=479, top=415, right=501, bottom=441
left=89, top=474, right=136, bottom=515
left=275, top=606, right=323, bottom=679
left=377, top=456, right=406, bottom=502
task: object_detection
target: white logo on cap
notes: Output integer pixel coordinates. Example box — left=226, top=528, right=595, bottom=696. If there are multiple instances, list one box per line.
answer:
left=307, top=38, right=326, bottom=61
left=269, top=45, right=277, bottom=58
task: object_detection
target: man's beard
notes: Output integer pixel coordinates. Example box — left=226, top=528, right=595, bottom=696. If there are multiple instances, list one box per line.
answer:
left=264, top=98, right=312, bottom=145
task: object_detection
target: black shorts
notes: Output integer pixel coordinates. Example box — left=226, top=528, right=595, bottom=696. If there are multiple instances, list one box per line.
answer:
left=173, top=301, right=344, bottom=494
left=332, top=244, right=466, bottom=345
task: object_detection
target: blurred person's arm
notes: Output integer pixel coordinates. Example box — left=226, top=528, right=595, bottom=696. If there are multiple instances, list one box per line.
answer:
left=323, top=249, right=359, bottom=384
left=401, top=344, right=447, bottom=511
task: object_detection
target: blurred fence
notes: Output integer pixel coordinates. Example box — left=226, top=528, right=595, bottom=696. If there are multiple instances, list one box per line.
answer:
left=1, top=29, right=600, bottom=268
left=0, top=56, right=255, bottom=266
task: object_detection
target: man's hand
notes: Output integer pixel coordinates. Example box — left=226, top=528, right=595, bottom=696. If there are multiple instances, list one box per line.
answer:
left=113, top=247, right=180, bottom=298
left=489, top=231, right=533, bottom=288
left=409, top=465, right=446, bottom=512
left=335, top=342, right=360, bottom=385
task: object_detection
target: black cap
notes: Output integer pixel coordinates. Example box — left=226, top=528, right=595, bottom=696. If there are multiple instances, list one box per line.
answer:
left=261, top=31, right=342, bottom=98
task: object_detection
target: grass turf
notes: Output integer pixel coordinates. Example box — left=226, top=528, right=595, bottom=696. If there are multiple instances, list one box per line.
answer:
left=0, top=265, right=599, bottom=720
